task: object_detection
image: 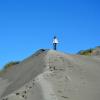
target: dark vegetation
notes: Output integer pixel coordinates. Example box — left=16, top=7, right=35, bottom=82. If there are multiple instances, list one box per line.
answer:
left=0, top=61, right=20, bottom=75
left=77, top=46, right=100, bottom=56
left=3, top=61, right=20, bottom=70
left=77, top=48, right=94, bottom=56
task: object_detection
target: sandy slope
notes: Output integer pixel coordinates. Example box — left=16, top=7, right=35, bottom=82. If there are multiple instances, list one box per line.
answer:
left=0, top=49, right=100, bottom=100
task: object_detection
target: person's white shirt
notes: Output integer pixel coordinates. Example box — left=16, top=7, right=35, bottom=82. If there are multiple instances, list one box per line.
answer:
left=53, top=38, right=59, bottom=44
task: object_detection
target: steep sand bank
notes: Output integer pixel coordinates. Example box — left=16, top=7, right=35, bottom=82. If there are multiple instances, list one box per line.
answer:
left=0, top=49, right=100, bottom=100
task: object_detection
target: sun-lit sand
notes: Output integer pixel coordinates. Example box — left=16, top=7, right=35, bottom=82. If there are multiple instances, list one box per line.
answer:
left=0, top=49, right=100, bottom=100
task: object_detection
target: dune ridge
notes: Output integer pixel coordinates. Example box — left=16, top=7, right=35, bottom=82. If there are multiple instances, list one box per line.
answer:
left=0, top=49, right=100, bottom=100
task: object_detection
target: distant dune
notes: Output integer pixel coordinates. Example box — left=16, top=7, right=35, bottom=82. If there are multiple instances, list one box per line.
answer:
left=0, top=49, right=100, bottom=100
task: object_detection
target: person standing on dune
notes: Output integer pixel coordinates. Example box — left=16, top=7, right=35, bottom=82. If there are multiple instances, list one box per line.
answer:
left=53, top=36, right=59, bottom=50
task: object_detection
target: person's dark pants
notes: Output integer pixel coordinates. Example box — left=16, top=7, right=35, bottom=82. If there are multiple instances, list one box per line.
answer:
left=53, top=43, right=57, bottom=50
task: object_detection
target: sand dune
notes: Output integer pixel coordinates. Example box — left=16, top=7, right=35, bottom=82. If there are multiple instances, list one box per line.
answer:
left=0, top=49, right=100, bottom=100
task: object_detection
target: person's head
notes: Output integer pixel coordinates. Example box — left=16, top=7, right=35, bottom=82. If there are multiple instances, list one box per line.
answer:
left=54, top=36, right=57, bottom=39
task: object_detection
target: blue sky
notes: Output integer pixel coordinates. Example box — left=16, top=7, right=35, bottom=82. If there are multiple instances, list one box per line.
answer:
left=0, top=0, right=100, bottom=69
